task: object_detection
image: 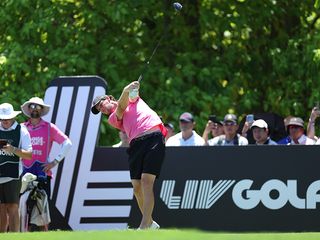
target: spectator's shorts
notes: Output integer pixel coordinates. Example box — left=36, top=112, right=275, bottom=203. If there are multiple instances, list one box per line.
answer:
left=0, top=179, right=21, bottom=204
left=127, top=131, right=165, bottom=179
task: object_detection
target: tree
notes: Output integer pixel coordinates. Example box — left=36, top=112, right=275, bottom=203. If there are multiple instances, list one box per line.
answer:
left=1, top=0, right=320, bottom=145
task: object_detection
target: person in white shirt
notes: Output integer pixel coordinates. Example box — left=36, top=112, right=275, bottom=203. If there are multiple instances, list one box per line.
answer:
left=208, top=114, right=248, bottom=146
left=166, top=112, right=204, bottom=146
left=0, top=103, right=32, bottom=232
left=250, top=119, right=277, bottom=145
left=287, top=117, right=315, bottom=145
left=202, top=116, right=224, bottom=146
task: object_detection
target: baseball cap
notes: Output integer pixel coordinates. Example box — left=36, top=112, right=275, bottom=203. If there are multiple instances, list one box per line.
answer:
left=179, top=112, right=194, bottom=122
left=251, top=119, right=268, bottom=129
left=91, top=95, right=106, bottom=114
left=164, top=122, right=174, bottom=130
left=287, top=117, right=304, bottom=128
left=211, top=118, right=223, bottom=126
left=223, top=114, right=237, bottom=124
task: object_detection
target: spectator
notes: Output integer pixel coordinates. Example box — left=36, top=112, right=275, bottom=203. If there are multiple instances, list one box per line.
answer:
left=307, top=106, right=320, bottom=141
left=208, top=114, right=248, bottom=146
left=0, top=103, right=32, bottom=232
left=164, top=122, right=175, bottom=141
left=277, top=116, right=293, bottom=144
left=20, top=97, right=72, bottom=230
left=286, top=117, right=315, bottom=145
left=112, top=131, right=129, bottom=147
left=166, top=112, right=204, bottom=146
left=250, top=119, right=277, bottom=145
left=202, top=118, right=224, bottom=146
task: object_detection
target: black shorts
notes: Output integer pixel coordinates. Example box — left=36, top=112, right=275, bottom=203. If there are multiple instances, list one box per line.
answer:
left=0, top=179, right=21, bottom=204
left=127, top=132, right=165, bottom=179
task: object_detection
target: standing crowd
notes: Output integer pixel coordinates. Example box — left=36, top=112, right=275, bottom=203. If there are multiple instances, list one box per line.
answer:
left=162, top=108, right=320, bottom=147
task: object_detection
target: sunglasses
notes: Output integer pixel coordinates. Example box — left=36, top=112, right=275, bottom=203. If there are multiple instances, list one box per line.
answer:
left=223, top=122, right=237, bottom=126
left=288, top=125, right=302, bottom=130
left=29, top=104, right=43, bottom=110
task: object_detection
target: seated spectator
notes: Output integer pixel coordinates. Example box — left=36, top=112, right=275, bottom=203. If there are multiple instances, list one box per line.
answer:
left=166, top=112, right=204, bottom=146
left=164, top=122, right=175, bottom=141
left=112, top=131, right=129, bottom=147
left=287, top=117, right=315, bottom=145
left=208, top=114, right=248, bottom=146
left=250, top=119, right=277, bottom=145
left=307, top=106, right=320, bottom=141
left=202, top=118, right=224, bottom=146
left=277, top=116, right=293, bottom=145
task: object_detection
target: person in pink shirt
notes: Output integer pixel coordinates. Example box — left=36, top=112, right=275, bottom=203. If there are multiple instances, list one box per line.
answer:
left=20, top=97, right=72, bottom=230
left=91, top=81, right=166, bottom=230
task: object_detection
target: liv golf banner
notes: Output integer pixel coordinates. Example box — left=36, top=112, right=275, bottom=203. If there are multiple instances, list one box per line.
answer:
left=44, top=76, right=320, bottom=231
left=144, top=146, right=320, bottom=232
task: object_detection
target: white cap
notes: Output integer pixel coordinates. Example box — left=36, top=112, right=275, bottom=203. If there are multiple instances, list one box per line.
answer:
left=251, top=119, right=268, bottom=129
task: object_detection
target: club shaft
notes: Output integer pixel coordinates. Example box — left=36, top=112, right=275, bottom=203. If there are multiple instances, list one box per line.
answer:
left=138, top=35, right=164, bottom=82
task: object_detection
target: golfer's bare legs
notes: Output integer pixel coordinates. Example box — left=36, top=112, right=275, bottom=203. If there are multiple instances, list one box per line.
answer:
left=139, top=173, right=156, bottom=229
left=0, top=204, right=8, bottom=232
left=131, top=180, right=144, bottom=214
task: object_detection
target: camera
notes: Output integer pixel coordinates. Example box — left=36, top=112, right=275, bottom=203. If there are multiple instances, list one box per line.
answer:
left=208, top=115, right=218, bottom=123
left=0, top=139, right=8, bottom=149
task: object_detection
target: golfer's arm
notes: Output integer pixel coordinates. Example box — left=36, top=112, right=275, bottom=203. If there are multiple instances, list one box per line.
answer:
left=116, top=89, right=130, bottom=120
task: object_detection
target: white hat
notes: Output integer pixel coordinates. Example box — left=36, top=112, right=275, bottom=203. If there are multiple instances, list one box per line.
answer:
left=0, top=103, right=21, bottom=119
left=251, top=119, right=268, bottom=129
left=20, top=173, right=37, bottom=193
left=21, top=97, right=51, bottom=118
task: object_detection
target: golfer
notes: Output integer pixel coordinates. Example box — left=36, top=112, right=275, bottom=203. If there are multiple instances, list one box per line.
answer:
left=91, top=81, right=166, bottom=229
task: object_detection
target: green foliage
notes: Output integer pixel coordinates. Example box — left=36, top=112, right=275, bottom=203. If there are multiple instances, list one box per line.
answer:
left=1, top=0, right=320, bottom=145
left=2, top=230, right=320, bottom=240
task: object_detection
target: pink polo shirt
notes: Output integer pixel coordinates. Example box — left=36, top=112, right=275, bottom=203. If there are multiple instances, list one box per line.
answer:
left=108, top=98, right=166, bottom=143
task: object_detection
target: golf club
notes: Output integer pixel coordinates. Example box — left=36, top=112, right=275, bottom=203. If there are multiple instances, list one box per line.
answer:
left=137, top=2, right=182, bottom=83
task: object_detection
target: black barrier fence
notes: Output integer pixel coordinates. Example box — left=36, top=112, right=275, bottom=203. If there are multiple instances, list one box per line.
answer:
left=140, top=145, right=320, bottom=231
left=50, top=145, right=320, bottom=231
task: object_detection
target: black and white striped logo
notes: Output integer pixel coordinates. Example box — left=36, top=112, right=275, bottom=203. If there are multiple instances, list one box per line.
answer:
left=43, top=76, right=133, bottom=230
left=160, top=180, right=235, bottom=209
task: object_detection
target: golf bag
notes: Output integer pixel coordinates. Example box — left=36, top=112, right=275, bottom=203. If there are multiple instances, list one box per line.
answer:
left=19, top=174, right=51, bottom=232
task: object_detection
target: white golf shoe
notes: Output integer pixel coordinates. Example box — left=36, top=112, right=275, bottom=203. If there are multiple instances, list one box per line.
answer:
left=137, top=221, right=160, bottom=230
left=150, top=221, right=160, bottom=229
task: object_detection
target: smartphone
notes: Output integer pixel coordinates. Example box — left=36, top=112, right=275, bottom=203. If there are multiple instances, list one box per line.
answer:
left=208, top=115, right=217, bottom=123
left=246, top=114, right=254, bottom=123
left=0, top=139, right=8, bottom=149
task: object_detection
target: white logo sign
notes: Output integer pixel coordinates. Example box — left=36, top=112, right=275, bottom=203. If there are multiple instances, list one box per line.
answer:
left=160, top=180, right=235, bottom=209
left=160, top=179, right=320, bottom=210
left=232, top=179, right=320, bottom=210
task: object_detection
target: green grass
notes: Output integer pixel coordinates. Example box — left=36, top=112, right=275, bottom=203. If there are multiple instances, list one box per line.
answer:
left=1, top=230, right=320, bottom=240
